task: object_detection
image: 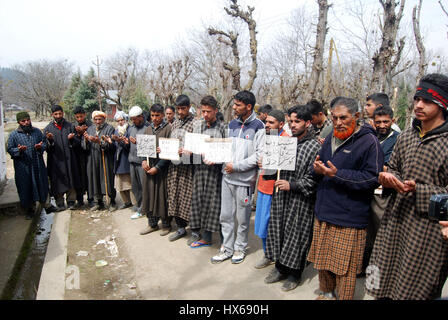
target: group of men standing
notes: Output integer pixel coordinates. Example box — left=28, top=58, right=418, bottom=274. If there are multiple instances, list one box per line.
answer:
left=7, top=72, right=448, bottom=300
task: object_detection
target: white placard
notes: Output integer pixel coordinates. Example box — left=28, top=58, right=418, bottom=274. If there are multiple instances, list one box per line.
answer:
left=158, top=138, right=180, bottom=161
left=136, top=134, right=157, bottom=158
left=203, top=138, right=233, bottom=163
left=262, top=135, right=297, bottom=171
left=184, top=132, right=210, bottom=154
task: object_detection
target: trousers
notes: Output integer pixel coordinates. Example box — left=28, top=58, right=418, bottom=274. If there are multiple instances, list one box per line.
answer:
left=220, top=180, right=253, bottom=254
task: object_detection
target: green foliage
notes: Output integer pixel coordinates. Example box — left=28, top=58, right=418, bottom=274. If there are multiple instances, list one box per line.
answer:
left=396, top=80, right=412, bottom=130
left=127, top=85, right=150, bottom=111
left=63, top=68, right=105, bottom=119
left=63, top=72, right=81, bottom=110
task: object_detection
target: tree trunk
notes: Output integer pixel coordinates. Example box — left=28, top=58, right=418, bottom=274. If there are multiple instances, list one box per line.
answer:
left=407, top=0, right=426, bottom=129
left=307, top=0, right=330, bottom=101
left=371, top=0, right=405, bottom=93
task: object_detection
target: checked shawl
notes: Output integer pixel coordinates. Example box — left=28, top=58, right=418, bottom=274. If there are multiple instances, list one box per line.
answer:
left=367, top=120, right=448, bottom=300
left=265, top=131, right=321, bottom=270
left=189, top=119, right=228, bottom=232
left=167, top=114, right=196, bottom=221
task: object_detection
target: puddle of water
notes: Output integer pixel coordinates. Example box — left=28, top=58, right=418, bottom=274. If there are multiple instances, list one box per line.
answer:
left=12, top=207, right=54, bottom=300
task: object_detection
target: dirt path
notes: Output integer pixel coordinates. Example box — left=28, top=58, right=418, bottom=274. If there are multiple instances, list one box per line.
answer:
left=64, top=208, right=142, bottom=300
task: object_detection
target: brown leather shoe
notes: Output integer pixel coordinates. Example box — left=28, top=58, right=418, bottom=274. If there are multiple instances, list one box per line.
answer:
left=160, top=227, right=171, bottom=236
left=139, top=225, right=159, bottom=235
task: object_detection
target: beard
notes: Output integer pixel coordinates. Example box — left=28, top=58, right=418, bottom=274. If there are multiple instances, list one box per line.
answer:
left=377, top=127, right=392, bottom=141
left=292, top=127, right=306, bottom=138
left=20, top=124, right=32, bottom=133
left=117, top=123, right=128, bottom=136
left=54, top=118, right=64, bottom=124
left=333, top=120, right=356, bottom=140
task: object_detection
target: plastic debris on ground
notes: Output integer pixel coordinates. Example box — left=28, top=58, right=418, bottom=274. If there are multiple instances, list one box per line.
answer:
left=95, top=260, right=108, bottom=267
left=76, top=250, right=89, bottom=257
left=95, top=235, right=119, bottom=257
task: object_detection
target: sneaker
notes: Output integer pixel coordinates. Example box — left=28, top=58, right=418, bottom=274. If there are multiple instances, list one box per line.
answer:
left=186, top=232, right=201, bottom=246
left=254, top=255, right=273, bottom=269
left=231, top=251, right=246, bottom=264
left=160, top=227, right=171, bottom=236
left=264, top=268, right=287, bottom=284
left=281, top=275, right=300, bottom=292
left=169, top=229, right=187, bottom=242
left=109, top=204, right=117, bottom=212
left=140, top=225, right=159, bottom=235
left=211, top=248, right=232, bottom=264
left=130, top=212, right=143, bottom=220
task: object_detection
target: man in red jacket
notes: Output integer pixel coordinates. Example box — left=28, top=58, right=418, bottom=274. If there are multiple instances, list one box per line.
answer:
left=254, top=109, right=289, bottom=269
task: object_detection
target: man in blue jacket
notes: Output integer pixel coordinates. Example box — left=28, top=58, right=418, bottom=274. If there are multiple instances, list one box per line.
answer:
left=211, top=90, right=265, bottom=264
left=307, top=97, right=384, bottom=300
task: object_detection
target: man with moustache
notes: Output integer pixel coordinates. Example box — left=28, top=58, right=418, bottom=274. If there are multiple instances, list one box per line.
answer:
left=82, top=110, right=117, bottom=211
left=361, top=106, right=400, bottom=274
left=126, top=106, right=149, bottom=219
left=263, top=106, right=321, bottom=291
left=367, top=73, right=448, bottom=300
left=7, top=112, right=50, bottom=219
left=43, top=105, right=82, bottom=211
left=254, top=109, right=289, bottom=269
left=166, top=94, right=196, bottom=241
left=165, top=105, right=176, bottom=124
left=73, top=106, right=93, bottom=207
left=307, top=97, right=383, bottom=300
left=211, top=90, right=265, bottom=264
left=187, top=95, right=228, bottom=248
left=139, top=104, right=173, bottom=236
left=364, top=93, right=401, bottom=133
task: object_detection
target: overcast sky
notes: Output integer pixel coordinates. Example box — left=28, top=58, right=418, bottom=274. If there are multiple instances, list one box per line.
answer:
left=1, top=0, right=446, bottom=73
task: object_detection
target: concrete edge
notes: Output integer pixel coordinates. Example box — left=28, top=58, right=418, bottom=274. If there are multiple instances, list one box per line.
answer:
left=0, top=216, right=37, bottom=299
left=36, top=210, right=71, bottom=300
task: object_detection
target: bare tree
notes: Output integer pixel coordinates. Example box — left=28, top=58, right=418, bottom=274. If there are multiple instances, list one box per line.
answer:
left=406, top=0, right=427, bottom=128
left=185, top=27, right=234, bottom=108
left=148, top=55, right=193, bottom=106
left=7, top=59, right=73, bottom=117
left=258, top=5, right=315, bottom=108
left=208, top=0, right=258, bottom=120
left=412, top=0, right=427, bottom=83
left=440, top=0, right=448, bottom=39
left=306, top=0, right=330, bottom=101
left=370, top=0, right=406, bottom=93
left=91, top=48, right=142, bottom=111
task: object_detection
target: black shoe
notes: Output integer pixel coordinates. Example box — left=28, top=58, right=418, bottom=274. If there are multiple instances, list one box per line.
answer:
left=69, top=202, right=82, bottom=210
left=90, top=203, right=105, bottom=211
left=54, top=205, right=65, bottom=212
left=118, top=203, right=132, bottom=210
left=45, top=205, right=58, bottom=214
